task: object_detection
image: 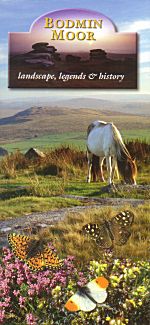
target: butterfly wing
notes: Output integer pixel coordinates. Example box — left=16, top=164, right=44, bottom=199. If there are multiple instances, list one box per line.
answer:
left=8, top=233, right=63, bottom=271
left=82, top=223, right=112, bottom=248
left=109, top=210, right=134, bottom=246
left=8, top=233, right=30, bottom=261
left=86, top=276, right=109, bottom=303
left=27, top=246, right=63, bottom=271
left=26, top=239, right=44, bottom=258
left=26, top=251, right=45, bottom=271
left=65, top=291, right=96, bottom=312
left=65, top=277, right=109, bottom=312
left=43, top=247, right=63, bottom=269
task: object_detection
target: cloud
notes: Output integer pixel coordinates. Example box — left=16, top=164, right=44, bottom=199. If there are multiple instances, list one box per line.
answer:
left=120, top=19, right=150, bottom=32
left=0, top=68, right=7, bottom=79
left=140, top=51, right=150, bottom=63
left=0, top=0, right=19, bottom=2
left=140, top=66, right=150, bottom=73
left=0, top=43, right=8, bottom=64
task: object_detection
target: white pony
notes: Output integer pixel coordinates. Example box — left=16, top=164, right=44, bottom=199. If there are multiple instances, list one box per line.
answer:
left=87, top=121, right=137, bottom=186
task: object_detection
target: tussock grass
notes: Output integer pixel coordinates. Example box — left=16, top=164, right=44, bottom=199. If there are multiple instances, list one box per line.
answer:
left=43, top=204, right=150, bottom=264
left=0, top=151, right=28, bottom=178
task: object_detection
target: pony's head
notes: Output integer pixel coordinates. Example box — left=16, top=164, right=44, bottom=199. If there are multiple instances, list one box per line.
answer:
left=118, top=157, right=137, bottom=185
left=124, top=157, right=137, bottom=184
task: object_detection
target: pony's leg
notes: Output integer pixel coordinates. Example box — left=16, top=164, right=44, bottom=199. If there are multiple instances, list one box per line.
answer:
left=99, top=157, right=105, bottom=182
left=87, top=151, right=93, bottom=183
left=106, top=156, right=112, bottom=185
left=115, top=165, right=119, bottom=180
left=111, top=157, right=118, bottom=182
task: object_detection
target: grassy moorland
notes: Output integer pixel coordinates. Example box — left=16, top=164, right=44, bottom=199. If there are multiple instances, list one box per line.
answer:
left=45, top=203, right=150, bottom=262
left=0, top=144, right=149, bottom=325
left=1, top=129, right=150, bottom=153
left=0, top=143, right=149, bottom=259
left=0, top=105, right=150, bottom=145
left=0, top=142, right=149, bottom=220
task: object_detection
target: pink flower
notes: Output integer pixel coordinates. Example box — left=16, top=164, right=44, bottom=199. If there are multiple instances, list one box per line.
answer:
left=28, top=289, right=35, bottom=297
left=26, top=313, right=38, bottom=325
left=13, top=290, right=20, bottom=297
left=19, top=296, right=26, bottom=308
left=0, top=297, right=10, bottom=308
left=0, top=309, right=5, bottom=324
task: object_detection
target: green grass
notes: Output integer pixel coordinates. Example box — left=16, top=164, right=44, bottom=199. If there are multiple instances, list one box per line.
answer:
left=3, top=132, right=86, bottom=153
left=3, top=129, right=150, bottom=153
left=0, top=167, right=149, bottom=220
left=65, top=180, right=150, bottom=200
left=0, top=195, right=84, bottom=220
left=64, top=163, right=150, bottom=199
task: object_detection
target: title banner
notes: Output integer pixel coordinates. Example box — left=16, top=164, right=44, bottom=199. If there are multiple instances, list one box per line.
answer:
left=9, top=8, right=137, bottom=89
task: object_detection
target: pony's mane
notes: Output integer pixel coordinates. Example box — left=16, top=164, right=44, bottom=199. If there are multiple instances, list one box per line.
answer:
left=111, top=123, right=132, bottom=161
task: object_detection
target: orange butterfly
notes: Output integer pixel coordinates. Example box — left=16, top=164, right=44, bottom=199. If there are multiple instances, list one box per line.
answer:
left=65, top=276, right=109, bottom=312
left=8, top=233, right=63, bottom=271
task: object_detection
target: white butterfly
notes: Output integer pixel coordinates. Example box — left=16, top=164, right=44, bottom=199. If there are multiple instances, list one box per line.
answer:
left=65, top=276, right=109, bottom=312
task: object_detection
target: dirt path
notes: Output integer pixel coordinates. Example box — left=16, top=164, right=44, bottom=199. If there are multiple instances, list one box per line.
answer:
left=0, top=195, right=148, bottom=247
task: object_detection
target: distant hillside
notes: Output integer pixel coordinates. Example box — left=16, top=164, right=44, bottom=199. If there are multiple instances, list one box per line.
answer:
left=53, top=98, right=150, bottom=116
left=0, top=96, right=150, bottom=118
left=0, top=106, right=149, bottom=143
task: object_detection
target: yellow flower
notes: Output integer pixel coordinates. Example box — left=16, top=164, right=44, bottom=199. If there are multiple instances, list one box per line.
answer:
left=109, top=320, right=116, bottom=325
left=132, top=267, right=140, bottom=273
left=127, top=299, right=136, bottom=308
left=51, top=285, right=61, bottom=296
left=37, top=301, right=45, bottom=309
left=110, top=275, right=120, bottom=287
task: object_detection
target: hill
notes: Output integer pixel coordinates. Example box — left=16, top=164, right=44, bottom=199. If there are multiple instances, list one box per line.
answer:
left=53, top=98, right=150, bottom=115
left=0, top=96, right=150, bottom=118
left=0, top=105, right=149, bottom=143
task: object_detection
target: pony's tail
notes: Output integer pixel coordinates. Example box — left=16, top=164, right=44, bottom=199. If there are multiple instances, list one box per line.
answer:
left=111, top=123, right=131, bottom=161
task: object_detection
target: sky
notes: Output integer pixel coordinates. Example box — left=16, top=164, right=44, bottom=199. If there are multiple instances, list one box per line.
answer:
left=0, top=0, right=150, bottom=102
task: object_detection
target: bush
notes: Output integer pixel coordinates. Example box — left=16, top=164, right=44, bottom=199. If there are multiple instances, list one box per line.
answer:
left=126, top=140, right=150, bottom=162
left=36, top=146, right=86, bottom=178
left=0, top=151, right=28, bottom=178
left=0, top=247, right=149, bottom=324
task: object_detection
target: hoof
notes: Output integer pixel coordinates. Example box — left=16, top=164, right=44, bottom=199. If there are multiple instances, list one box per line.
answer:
left=100, top=178, right=105, bottom=183
left=110, top=183, right=117, bottom=192
left=101, top=184, right=117, bottom=194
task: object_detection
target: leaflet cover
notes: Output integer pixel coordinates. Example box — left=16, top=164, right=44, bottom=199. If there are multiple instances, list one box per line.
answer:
left=0, top=2, right=149, bottom=325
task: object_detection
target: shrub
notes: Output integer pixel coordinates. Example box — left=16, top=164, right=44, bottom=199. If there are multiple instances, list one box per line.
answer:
left=36, top=146, right=86, bottom=178
left=0, top=151, right=28, bottom=178
left=126, top=140, right=150, bottom=162
left=0, top=247, right=149, bottom=325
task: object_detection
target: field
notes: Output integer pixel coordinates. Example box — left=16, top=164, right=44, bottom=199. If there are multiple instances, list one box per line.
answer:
left=0, top=105, right=150, bottom=144
left=0, top=120, right=150, bottom=324
left=1, top=129, right=150, bottom=153
left=0, top=140, right=149, bottom=220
